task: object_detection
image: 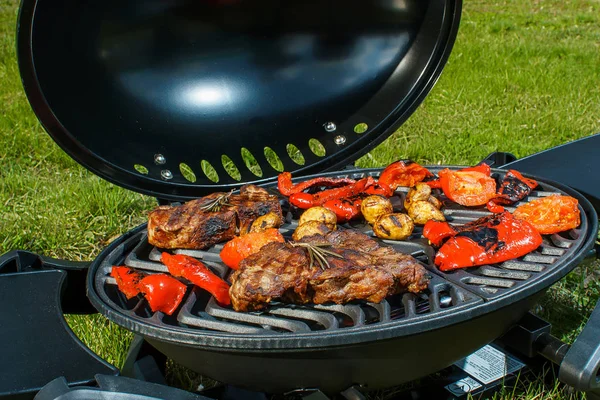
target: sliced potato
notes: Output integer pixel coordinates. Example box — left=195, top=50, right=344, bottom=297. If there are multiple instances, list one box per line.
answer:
left=298, top=206, right=337, bottom=230
left=372, top=213, right=414, bottom=240
left=408, top=201, right=446, bottom=225
left=292, top=220, right=332, bottom=241
left=405, top=183, right=432, bottom=210
left=249, top=212, right=284, bottom=233
left=427, top=195, right=442, bottom=209
left=361, top=195, right=394, bottom=225
left=405, top=183, right=443, bottom=213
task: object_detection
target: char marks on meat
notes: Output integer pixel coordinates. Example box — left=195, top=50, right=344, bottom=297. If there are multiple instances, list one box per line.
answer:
left=147, top=185, right=282, bottom=249
left=229, top=230, right=429, bottom=312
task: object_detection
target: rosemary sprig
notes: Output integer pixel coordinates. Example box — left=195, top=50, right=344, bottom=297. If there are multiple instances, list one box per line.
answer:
left=199, top=190, right=234, bottom=212
left=289, top=242, right=343, bottom=270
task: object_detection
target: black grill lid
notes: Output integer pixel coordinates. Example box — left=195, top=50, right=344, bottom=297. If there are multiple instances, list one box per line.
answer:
left=17, top=0, right=461, bottom=201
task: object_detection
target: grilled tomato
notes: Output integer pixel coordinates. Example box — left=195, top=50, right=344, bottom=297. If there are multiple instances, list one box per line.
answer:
left=513, top=195, right=580, bottom=234
left=220, top=228, right=285, bottom=269
left=438, top=165, right=496, bottom=207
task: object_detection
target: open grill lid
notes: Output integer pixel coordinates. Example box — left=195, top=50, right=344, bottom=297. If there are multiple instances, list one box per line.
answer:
left=17, top=0, right=461, bottom=201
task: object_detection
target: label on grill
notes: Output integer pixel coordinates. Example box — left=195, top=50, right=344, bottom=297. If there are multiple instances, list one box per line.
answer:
left=444, top=377, right=482, bottom=397
left=453, top=345, right=525, bottom=385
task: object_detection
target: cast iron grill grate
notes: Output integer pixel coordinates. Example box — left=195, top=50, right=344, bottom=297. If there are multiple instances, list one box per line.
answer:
left=94, top=168, right=588, bottom=336
left=97, top=228, right=482, bottom=334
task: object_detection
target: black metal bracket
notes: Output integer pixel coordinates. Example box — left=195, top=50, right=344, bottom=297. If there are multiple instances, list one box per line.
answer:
left=35, top=375, right=211, bottom=400
left=0, top=252, right=117, bottom=400
left=501, top=245, right=600, bottom=399
left=558, top=300, right=600, bottom=394
left=480, top=151, right=518, bottom=168
left=0, top=250, right=94, bottom=314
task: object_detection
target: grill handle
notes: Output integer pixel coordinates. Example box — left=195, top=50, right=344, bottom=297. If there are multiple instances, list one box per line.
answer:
left=558, top=298, right=600, bottom=395
left=556, top=243, right=600, bottom=396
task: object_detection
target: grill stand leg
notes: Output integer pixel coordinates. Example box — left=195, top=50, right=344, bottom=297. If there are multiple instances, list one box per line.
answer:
left=121, top=335, right=168, bottom=385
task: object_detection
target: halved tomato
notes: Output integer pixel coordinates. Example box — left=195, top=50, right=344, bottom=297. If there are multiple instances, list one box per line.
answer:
left=438, top=167, right=497, bottom=207
left=513, top=195, right=580, bottom=234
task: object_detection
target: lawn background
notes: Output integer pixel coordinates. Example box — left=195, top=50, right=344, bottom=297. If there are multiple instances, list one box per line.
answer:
left=1, top=0, right=600, bottom=398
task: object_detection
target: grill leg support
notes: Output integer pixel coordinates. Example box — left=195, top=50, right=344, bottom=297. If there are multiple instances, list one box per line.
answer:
left=122, top=335, right=168, bottom=385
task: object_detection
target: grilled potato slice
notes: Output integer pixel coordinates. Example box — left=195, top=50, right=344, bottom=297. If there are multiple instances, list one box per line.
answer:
left=372, top=213, right=414, bottom=240
left=298, top=206, right=337, bottom=230
left=408, top=201, right=446, bottom=225
left=249, top=212, right=284, bottom=233
left=405, top=183, right=443, bottom=213
left=427, top=195, right=442, bottom=210
left=361, top=195, right=394, bottom=225
left=405, top=183, right=432, bottom=210
left=292, top=220, right=332, bottom=241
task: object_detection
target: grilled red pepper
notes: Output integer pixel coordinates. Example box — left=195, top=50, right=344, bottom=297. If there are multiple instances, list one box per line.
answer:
left=277, top=172, right=356, bottom=196
left=377, top=161, right=433, bottom=191
left=110, top=266, right=187, bottom=315
left=289, top=177, right=377, bottom=209
left=425, top=179, right=442, bottom=189
left=137, top=274, right=188, bottom=315
left=495, top=170, right=538, bottom=204
left=111, top=266, right=143, bottom=299
left=424, top=212, right=542, bottom=271
left=422, top=220, right=458, bottom=246
left=438, top=165, right=497, bottom=207
left=322, top=196, right=364, bottom=223
left=161, top=253, right=231, bottom=306
left=486, top=200, right=505, bottom=213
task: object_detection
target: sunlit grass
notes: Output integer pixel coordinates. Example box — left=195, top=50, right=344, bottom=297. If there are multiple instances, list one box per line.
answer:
left=1, top=0, right=599, bottom=398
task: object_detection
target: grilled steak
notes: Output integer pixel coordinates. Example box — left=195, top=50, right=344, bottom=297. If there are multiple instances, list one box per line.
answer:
left=148, top=185, right=282, bottom=249
left=229, top=230, right=429, bottom=311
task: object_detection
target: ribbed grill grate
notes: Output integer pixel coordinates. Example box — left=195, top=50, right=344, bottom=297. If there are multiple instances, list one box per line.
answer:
left=95, top=168, right=588, bottom=336
left=98, top=229, right=481, bottom=334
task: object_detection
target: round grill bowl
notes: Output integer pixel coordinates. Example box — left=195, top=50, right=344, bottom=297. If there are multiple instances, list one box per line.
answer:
left=87, top=168, right=598, bottom=394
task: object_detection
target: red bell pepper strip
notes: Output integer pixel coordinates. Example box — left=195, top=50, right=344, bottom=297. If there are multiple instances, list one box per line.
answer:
left=494, top=170, right=538, bottom=204
left=111, top=266, right=143, bottom=299
left=438, top=165, right=497, bottom=207
left=277, top=172, right=355, bottom=196
left=377, top=161, right=434, bottom=191
left=425, top=212, right=542, bottom=271
left=110, top=266, right=187, bottom=315
left=161, top=253, right=231, bottom=306
left=220, top=228, right=285, bottom=269
left=322, top=196, right=364, bottom=223
left=425, top=179, right=442, bottom=189
left=486, top=200, right=505, bottom=213
left=363, top=181, right=393, bottom=197
left=138, top=274, right=188, bottom=315
left=289, top=177, right=377, bottom=209
left=460, top=163, right=492, bottom=175
left=422, top=220, right=458, bottom=246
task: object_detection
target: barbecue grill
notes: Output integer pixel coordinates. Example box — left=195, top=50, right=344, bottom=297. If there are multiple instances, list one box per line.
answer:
left=4, top=0, right=600, bottom=399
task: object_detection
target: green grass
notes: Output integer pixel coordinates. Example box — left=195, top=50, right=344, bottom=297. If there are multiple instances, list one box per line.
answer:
left=1, top=0, right=600, bottom=398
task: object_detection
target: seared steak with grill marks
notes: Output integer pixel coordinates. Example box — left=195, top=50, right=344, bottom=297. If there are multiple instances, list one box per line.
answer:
left=148, top=185, right=282, bottom=249
left=229, top=230, right=429, bottom=312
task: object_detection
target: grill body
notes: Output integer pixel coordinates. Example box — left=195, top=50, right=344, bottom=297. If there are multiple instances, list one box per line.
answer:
left=147, top=295, right=541, bottom=393
left=87, top=168, right=597, bottom=394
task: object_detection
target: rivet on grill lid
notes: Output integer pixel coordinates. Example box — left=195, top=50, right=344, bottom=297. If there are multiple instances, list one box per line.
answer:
left=154, top=154, right=166, bottom=165
left=324, top=121, right=337, bottom=132
left=334, top=135, right=347, bottom=145
left=439, top=295, right=452, bottom=308
left=161, top=169, right=173, bottom=180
